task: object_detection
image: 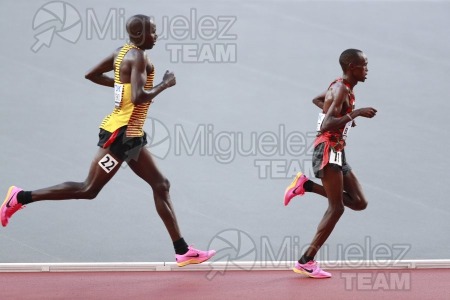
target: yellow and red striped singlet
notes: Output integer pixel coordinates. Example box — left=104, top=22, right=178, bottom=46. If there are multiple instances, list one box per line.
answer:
left=100, top=43, right=154, bottom=137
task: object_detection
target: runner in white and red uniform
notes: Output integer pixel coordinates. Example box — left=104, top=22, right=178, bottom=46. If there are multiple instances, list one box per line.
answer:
left=284, top=49, right=377, bottom=278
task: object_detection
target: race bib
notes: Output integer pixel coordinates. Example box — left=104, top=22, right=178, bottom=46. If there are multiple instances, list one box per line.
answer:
left=329, top=148, right=342, bottom=166
left=98, top=154, right=118, bottom=173
left=317, top=112, right=353, bottom=140
left=114, top=83, right=124, bottom=107
left=342, top=120, right=352, bottom=140
left=316, top=113, right=325, bottom=132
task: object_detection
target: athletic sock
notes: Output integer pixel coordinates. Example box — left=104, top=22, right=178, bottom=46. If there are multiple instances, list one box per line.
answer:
left=17, top=191, right=33, bottom=205
left=299, top=255, right=315, bottom=264
left=303, top=180, right=313, bottom=192
left=173, top=237, right=189, bottom=255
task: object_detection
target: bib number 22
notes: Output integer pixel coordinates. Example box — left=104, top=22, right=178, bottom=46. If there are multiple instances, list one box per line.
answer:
left=98, top=154, right=118, bottom=173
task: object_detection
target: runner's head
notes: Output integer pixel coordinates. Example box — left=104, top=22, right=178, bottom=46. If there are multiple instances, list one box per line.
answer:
left=339, top=49, right=368, bottom=82
left=126, top=15, right=157, bottom=50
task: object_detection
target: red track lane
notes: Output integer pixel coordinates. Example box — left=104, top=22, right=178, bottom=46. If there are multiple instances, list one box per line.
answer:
left=0, top=269, right=448, bottom=300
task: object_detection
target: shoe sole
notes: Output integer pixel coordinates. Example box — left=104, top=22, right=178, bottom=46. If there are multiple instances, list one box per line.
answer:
left=284, top=172, right=304, bottom=206
left=292, top=267, right=331, bottom=279
left=177, top=254, right=215, bottom=267
left=1, top=186, right=15, bottom=227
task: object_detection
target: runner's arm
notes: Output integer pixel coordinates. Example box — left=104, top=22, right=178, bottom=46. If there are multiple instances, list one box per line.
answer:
left=321, top=84, right=377, bottom=132
left=320, top=84, right=352, bottom=132
left=130, top=51, right=176, bottom=105
left=85, top=52, right=115, bottom=87
left=312, top=90, right=327, bottom=110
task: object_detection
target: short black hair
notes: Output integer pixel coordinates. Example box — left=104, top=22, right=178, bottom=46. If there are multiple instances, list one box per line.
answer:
left=126, top=14, right=150, bottom=37
left=339, top=49, right=363, bottom=71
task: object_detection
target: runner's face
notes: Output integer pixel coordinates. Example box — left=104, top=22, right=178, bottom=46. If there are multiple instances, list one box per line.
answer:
left=143, top=21, right=157, bottom=49
left=352, top=53, right=368, bottom=82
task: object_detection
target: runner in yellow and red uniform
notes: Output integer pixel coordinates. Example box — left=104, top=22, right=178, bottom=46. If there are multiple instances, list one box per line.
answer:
left=284, top=49, right=377, bottom=278
left=2, top=15, right=215, bottom=267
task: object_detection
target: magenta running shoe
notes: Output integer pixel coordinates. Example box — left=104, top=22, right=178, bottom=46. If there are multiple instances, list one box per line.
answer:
left=293, top=260, right=331, bottom=279
left=284, top=172, right=309, bottom=206
left=1, top=186, right=25, bottom=227
left=176, top=246, right=216, bottom=267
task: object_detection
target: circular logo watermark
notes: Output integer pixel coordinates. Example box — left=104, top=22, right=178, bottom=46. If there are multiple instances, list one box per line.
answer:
left=206, top=229, right=257, bottom=280
left=31, top=1, right=82, bottom=53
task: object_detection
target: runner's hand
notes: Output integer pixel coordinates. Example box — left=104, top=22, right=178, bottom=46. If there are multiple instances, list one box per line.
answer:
left=356, top=107, right=377, bottom=118
left=163, top=70, right=176, bottom=88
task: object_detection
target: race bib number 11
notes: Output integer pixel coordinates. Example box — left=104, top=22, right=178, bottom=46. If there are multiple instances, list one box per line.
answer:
left=329, top=148, right=343, bottom=166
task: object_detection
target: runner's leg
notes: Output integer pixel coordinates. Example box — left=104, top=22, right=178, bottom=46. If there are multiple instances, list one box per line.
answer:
left=342, top=170, right=368, bottom=211
left=306, top=173, right=367, bottom=211
left=303, top=165, right=345, bottom=258
left=31, top=148, right=122, bottom=201
left=127, top=147, right=182, bottom=242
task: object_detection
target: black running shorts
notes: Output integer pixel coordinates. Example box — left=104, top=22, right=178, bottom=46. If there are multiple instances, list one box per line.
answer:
left=97, top=126, right=147, bottom=161
left=312, top=142, right=352, bottom=178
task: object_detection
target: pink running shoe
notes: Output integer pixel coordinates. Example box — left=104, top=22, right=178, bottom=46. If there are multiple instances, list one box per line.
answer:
left=1, top=186, right=25, bottom=227
left=284, top=172, right=309, bottom=206
left=293, top=261, right=331, bottom=279
left=176, top=246, right=216, bottom=267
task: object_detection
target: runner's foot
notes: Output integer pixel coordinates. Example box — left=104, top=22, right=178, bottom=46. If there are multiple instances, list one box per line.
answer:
left=293, top=260, right=331, bottom=278
left=284, top=172, right=309, bottom=206
left=1, top=186, right=25, bottom=227
left=176, top=246, right=216, bottom=267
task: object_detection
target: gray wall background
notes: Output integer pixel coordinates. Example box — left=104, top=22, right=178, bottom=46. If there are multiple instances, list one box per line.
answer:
left=0, top=0, right=449, bottom=263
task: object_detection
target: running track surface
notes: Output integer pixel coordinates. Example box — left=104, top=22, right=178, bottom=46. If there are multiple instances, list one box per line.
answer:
left=1, top=269, right=449, bottom=300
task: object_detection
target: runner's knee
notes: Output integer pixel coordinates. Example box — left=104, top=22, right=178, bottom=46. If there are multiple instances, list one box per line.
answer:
left=329, top=204, right=345, bottom=217
left=346, top=192, right=368, bottom=211
left=352, top=193, right=368, bottom=211
left=356, top=199, right=368, bottom=211
left=153, top=178, right=170, bottom=195
left=79, top=182, right=102, bottom=200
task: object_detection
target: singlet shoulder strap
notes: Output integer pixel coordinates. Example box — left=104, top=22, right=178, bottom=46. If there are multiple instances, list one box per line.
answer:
left=328, top=77, right=355, bottom=112
left=328, top=77, right=352, bottom=91
left=114, top=43, right=141, bottom=84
